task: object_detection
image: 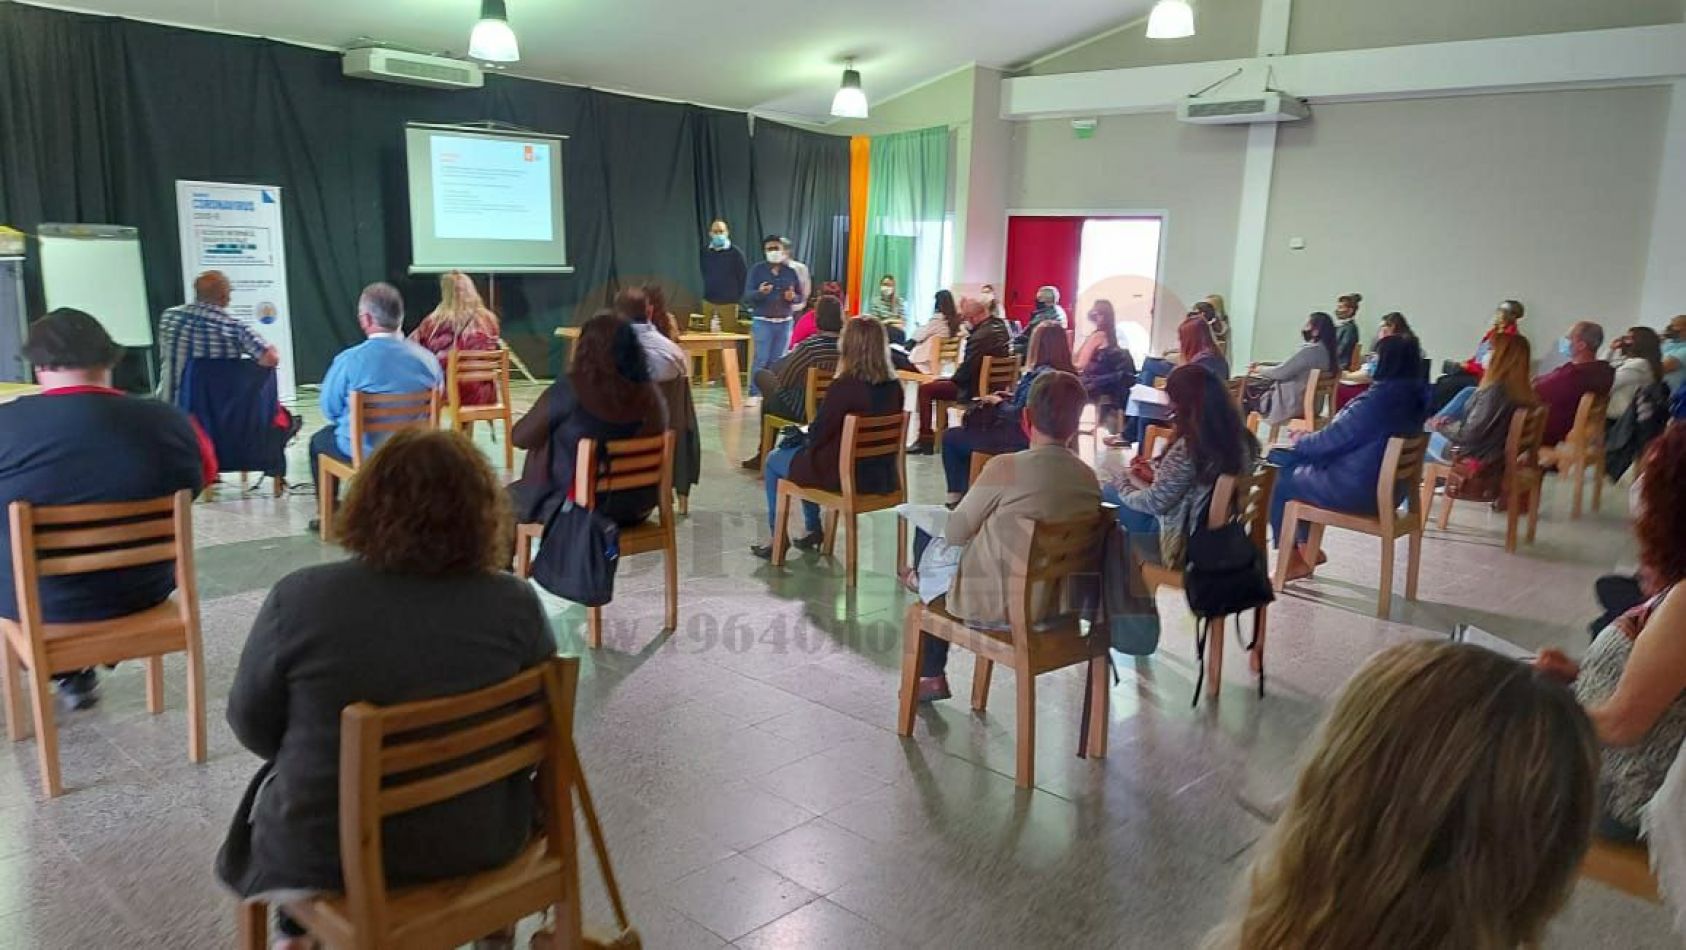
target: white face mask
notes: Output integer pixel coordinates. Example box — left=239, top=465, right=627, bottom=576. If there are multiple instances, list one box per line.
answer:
left=765, top=250, right=783, bottom=264
left=880, top=285, right=893, bottom=298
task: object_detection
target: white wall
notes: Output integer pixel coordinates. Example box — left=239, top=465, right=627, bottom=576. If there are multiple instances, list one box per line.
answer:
left=1641, top=81, right=1686, bottom=325
left=1254, top=87, right=1669, bottom=362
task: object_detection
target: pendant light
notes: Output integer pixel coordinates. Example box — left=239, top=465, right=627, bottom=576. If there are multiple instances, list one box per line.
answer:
left=1145, top=0, right=1196, bottom=39
left=470, top=0, right=520, bottom=62
left=830, top=60, right=869, bottom=119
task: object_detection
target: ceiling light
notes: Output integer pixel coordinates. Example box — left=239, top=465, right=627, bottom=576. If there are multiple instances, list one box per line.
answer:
left=1145, top=0, right=1195, bottom=39
left=470, top=0, right=520, bottom=62
left=831, top=61, right=868, bottom=119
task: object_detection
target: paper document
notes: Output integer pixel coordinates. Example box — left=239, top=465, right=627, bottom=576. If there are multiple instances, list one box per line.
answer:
left=1450, top=624, right=1535, bottom=662
left=896, top=503, right=950, bottom=539
left=1128, top=383, right=1170, bottom=406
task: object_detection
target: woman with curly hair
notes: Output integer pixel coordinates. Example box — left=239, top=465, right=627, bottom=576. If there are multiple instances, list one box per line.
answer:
left=1206, top=640, right=1597, bottom=950
left=218, top=429, right=554, bottom=949
left=1538, top=422, right=1686, bottom=841
left=410, top=270, right=502, bottom=407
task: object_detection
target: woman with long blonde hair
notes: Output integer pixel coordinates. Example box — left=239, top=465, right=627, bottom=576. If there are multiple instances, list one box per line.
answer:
left=1427, top=333, right=1536, bottom=466
left=410, top=270, right=503, bottom=406
left=1206, top=640, right=1597, bottom=950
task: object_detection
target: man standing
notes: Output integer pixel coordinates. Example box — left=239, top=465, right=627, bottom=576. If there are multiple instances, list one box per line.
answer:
left=740, top=294, right=844, bottom=470
left=156, top=270, right=280, bottom=404
left=744, top=235, right=804, bottom=397
left=1013, top=285, right=1067, bottom=355
left=310, top=284, right=441, bottom=520
left=781, top=237, right=812, bottom=305
left=912, top=297, right=1011, bottom=454
left=0, top=309, right=212, bottom=708
left=699, top=219, right=747, bottom=333
left=1533, top=320, right=1615, bottom=446
left=620, top=287, right=687, bottom=382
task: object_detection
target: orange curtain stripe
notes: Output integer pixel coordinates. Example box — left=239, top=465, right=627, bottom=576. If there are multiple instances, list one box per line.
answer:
left=846, top=136, right=871, bottom=314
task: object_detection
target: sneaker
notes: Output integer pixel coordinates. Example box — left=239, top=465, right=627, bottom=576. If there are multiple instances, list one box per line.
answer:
left=307, top=518, right=322, bottom=534
left=790, top=530, right=826, bottom=551
left=740, top=455, right=763, bottom=471
left=917, top=675, right=951, bottom=703
left=55, top=669, right=100, bottom=711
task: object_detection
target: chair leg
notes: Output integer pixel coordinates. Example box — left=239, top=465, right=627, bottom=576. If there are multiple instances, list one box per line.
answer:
left=1406, top=528, right=1423, bottom=602
left=516, top=531, right=534, bottom=578
left=1014, top=666, right=1036, bottom=789
left=663, top=537, right=678, bottom=631
left=1505, top=486, right=1521, bottom=553
left=820, top=509, right=840, bottom=556
left=897, top=611, right=924, bottom=738
left=586, top=607, right=604, bottom=650
left=1377, top=536, right=1396, bottom=620
left=770, top=489, right=792, bottom=567
left=271, top=475, right=283, bottom=498
left=1273, top=508, right=1301, bottom=591
left=238, top=899, right=269, bottom=950
left=187, top=631, right=207, bottom=764
left=1438, top=493, right=1455, bottom=531
left=895, top=515, right=908, bottom=576
left=1570, top=458, right=1585, bottom=519
left=145, top=655, right=165, bottom=714
left=1205, top=617, right=1225, bottom=701
left=502, top=417, right=515, bottom=472
left=1526, top=483, right=1542, bottom=544
left=971, top=659, right=993, bottom=712
left=1302, top=524, right=1326, bottom=576
left=318, top=468, right=337, bottom=541
left=1592, top=456, right=1605, bottom=512
left=844, top=515, right=859, bottom=589
left=1085, top=654, right=1109, bottom=758
left=2, top=637, right=24, bottom=741
left=27, top=667, right=61, bottom=797
left=1249, top=606, right=1268, bottom=677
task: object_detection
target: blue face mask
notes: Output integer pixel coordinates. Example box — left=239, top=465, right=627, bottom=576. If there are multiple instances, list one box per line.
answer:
left=1557, top=337, right=1573, bottom=358
left=709, top=234, right=728, bottom=249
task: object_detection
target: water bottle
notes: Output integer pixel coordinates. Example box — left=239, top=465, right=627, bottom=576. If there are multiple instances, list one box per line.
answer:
left=710, top=314, right=722, bottom=333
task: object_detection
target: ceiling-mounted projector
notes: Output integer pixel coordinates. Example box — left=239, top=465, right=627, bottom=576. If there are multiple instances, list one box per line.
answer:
left=1177, top=91, right=1309, bottom=125
left=343, top=48, right=484, bottom=90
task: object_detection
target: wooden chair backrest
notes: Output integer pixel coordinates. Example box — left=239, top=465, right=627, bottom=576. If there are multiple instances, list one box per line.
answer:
left=1005, top=511, right=1112, bottom=639
left=804, top=365, right=836, bottom=418
left=573, top=432, right=675, bottom=516
left=980, top=355, right=1021, bottom=395
left=7, top=491, right=195, bottom=634
left=1375, top=434, right=1429, bottom=533
left=1566, top=391, right=1611, bottom=454
left=337, top=656, right=580, bottom=940
left=937, top=335, right=962, bottom=367
left=1348, top=342, right=1365, bottom=372
left=1302, top=369, right=1335, bottom=427
left=446, top=348, right=512, bottom=412
left=1208, top=465, right=1278, bottom=552
left=1140, top=424, right=1173, bottom=461
left=838, top=412, right=908, bottom=498
left=349, top=389, right=441, bottom=466
left=1506, top=405, right=1550, bottom=480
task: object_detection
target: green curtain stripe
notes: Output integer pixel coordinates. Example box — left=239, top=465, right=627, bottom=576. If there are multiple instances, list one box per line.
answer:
left=861, top=127, right=950, bottom=326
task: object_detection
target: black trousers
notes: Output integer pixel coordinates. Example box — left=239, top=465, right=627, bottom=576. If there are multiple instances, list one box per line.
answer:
left=912, top=529, right=948, bottom=678
left=307, top=426, right=350, bottom=495
left=1590, top=573, right=1646, bottom=640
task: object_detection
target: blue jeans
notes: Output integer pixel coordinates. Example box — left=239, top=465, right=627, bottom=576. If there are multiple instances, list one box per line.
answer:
left=1427, top=385, right=1476, bottom=463
left=750, top=319, right=792, bottom=396
left=764, top=444, right=821, bottom=534
left=308, top=425, right=350, bottom=497
left=1102, top=484, right=1162, bottom=537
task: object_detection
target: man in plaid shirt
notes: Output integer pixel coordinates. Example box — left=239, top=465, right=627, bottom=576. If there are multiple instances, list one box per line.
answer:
left=156, top=271, right=279, bottom=404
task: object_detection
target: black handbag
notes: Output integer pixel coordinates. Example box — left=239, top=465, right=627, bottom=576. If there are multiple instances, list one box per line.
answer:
left=1183, top=513, right=1274, bottom=704
left=529, top=448, right=621, bottom=607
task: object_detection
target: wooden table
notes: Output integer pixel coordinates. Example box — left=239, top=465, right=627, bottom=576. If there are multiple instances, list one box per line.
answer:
left=0, top=382, right=40, bottom=404
left=555, top=328, right=752, bottom=411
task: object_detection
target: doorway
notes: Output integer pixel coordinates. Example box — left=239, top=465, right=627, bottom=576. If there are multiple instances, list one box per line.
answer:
left=1003, top=213, right=1163, bottom=355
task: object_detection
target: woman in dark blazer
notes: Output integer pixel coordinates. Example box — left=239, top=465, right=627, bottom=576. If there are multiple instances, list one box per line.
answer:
left=510, top=311, right=668, bottom=528
left=753, top=317, right=903, bottom=558
left=1269, top=334, right=1431, bottom=579
left=217, top=430, right=554, bottom=947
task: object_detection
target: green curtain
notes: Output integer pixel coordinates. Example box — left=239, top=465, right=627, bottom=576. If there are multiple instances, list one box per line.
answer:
left=861, top=127, right=950, bottom=326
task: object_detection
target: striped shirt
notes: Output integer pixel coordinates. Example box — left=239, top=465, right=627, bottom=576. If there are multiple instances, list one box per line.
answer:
left=772, top=333, right=839, bottom=400
left=156, top=302, right=272, bottom=404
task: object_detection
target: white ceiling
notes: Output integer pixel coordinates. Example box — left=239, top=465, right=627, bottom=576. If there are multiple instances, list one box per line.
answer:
left=30, top=0, right=1151, bottom=120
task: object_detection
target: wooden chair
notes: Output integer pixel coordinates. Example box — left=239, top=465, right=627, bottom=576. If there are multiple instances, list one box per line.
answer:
left=1139, top=424, right=1173, bottom=462
left=515, top=432, right=676, bottom=649
left=237, top=656, right=638, bottom=950
left=968, top=450, right=995, bottom=486
left=1275, top=434, right=1429, bottom=620
left=1247, top=369, right=1333, bottom=442
left=936, top=335, right=962, bottom=373
left=758, top=365, right=835, bottom=466
left=1539, top=392, right=1610, bottom=519
left=1421, top=405, right=1547, bottom=553
left=933, top=355, right=1020, bottom=451
left=771, top=412, right=909, bottom=588
left=1226, top=377, right=1246, bottom=412
left=447, top=348, right=515, bottom=471
left=1140, top=466, right=1277, bottom=701
left=318, top=390, right=441, bottom=540
left=2, top=491, right=204, bottom=797
left=1579, top=838, right=1660, bottom=903
left=896, top=510, right=1114, bottom=788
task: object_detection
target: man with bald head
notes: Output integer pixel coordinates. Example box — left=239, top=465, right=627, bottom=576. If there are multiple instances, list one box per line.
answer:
left=910, top=295, right=1011, bottom=454
left=1532, top=320, right=1615, bottom=446
left=156, top=270, right=279, bottom=404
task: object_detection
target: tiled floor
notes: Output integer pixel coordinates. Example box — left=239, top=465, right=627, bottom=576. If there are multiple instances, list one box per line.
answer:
left=0, top=380, right=1674, bottom=948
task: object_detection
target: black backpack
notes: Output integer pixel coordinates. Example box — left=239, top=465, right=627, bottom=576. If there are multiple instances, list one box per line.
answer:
left=1182, top=508, right=1274, bottom=703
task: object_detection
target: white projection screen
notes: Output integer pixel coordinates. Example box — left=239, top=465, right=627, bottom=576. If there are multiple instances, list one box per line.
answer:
left=405, top=123, right=571, bottom=274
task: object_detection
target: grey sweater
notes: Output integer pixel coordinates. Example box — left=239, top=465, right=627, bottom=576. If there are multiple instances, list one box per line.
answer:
left=1433, top=386, right=1523, bottom=465
left=1257, top=342, right=1334, bottom=425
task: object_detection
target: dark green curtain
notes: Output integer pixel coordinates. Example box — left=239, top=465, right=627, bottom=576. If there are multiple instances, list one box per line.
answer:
left=751, top=121, right=851, bottom=290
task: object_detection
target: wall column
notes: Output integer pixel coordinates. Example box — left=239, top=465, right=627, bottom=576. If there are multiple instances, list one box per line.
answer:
left=1225, top=0, right=1292, bottom=365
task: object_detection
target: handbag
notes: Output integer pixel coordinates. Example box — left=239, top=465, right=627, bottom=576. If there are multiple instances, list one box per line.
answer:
left=1444, top=451, right=1501, bottom=501
left=529, top=448, right=621, bottom=607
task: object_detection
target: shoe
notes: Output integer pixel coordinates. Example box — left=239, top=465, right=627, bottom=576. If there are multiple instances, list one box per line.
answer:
left=917, top=675, right=951, bottom=703
left=55, top=669, right=100, bottom=711
left=791, top=530, right=826, bottom=551
left=740, top=455, right=763, bottom=471
left=750, top=542, right=774, bottom=560
left=907, top=441, right=935, bottom=456
left=306, top=518, right=322, bottom=534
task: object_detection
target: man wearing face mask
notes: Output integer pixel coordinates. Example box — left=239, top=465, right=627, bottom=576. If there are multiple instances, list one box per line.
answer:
left=1013, top=285, right=1067, bottom=356
left=743, top=234, right=804, bottom=397
left=1660, top=314, right=1686, bottom=393
left=1531, top=320, right=1614, bottom=446
left=699, top=219, right=747, bottom=336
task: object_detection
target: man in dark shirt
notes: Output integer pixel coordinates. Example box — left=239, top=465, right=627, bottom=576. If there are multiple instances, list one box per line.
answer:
left=744, top=234, right=804, bottom=397
left=0, top=309, right=211, bottom=708
left=1012, top=285, right=1068, bottom=356
left=740, top=295, right=843, bottom=470
left=1533, top=320, right=1616, bottom=446
left=912, top=297, right=1012, bottom=454
left=698, top=218, right=747, bottom=332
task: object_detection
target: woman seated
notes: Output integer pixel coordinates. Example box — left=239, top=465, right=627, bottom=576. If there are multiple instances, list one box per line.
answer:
left=1335, top=311, right=1414, bottom=410
left=509, top=312, right=667, bottom=528
left=905, top=372, right=1101, bottom=702
left=1268, top=335, right=1430, bottom=580
left=1606, top=325, right=1664, bottom=421
left=908, top=289, right=963, bottom=374
left=410, top=270, right=501, bottom=407
left=869, top=274, right=908, bottom=347
left=1429, top=299, right=1524, bottom=412
left=1245, top=311, right=1338, bottom=429
left=1116, top=313, right=1228, bottom=447
left=217, top=429, right=555, bottom=949
left=1103, top=364, right=1258, bottom=566
left=1205, top=640, right=1596, bottom=949
left=752, top=317, right=902, bottom=558
left=788, top=281, right=843, bottom=348
left=1202, top=294, right=1231, bottom=359
left=1425, top=332, right=1535, bottom=469
left=1537, top=424, right=1686, bottom=842
left=938, top=322, right=1075, bottom=501
left=1074, top=299, right=1137, bottom=410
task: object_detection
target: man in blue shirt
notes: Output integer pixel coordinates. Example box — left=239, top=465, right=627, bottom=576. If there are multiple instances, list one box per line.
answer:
left=308, top=283, right=441, bottom=505
left=743, top=234, right=803, bottom=397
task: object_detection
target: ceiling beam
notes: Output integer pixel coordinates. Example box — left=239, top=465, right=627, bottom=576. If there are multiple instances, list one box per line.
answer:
left=1001, top=23, right=1686, bottom=119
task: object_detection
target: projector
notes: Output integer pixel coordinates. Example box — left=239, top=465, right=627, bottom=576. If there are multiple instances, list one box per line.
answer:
left=343, top=48, right=484, bottom=90
left=1177, top=91, right=1310, bottom=125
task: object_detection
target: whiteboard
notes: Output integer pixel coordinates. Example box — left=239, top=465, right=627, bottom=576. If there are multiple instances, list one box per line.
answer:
left=38, top=225, right=153, bottom=347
